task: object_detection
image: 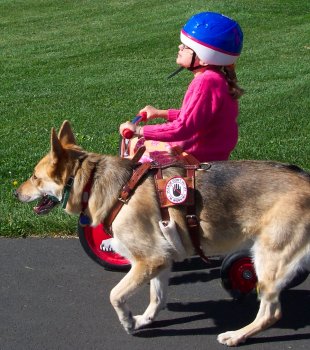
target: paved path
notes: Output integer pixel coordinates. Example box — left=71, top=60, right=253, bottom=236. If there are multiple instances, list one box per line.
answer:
left=0, top=237, right=309, bottom=350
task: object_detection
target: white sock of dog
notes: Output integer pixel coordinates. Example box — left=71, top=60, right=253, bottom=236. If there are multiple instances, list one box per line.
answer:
left=100, top=238, right=114, bottom=252
left=159, top=220, right=187, bottom=261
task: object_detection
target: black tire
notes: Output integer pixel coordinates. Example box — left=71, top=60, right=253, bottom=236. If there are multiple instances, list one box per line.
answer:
left=220, top=250, right=257, bottom=299
left=283, top=269, right=309, bottom=290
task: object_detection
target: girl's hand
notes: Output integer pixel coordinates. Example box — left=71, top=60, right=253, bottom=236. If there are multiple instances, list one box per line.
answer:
left=119, top=121, right=143, bottom=138
left=119, top=121, right=135, bottom=136
left=139, top=106, right=163, bottom=120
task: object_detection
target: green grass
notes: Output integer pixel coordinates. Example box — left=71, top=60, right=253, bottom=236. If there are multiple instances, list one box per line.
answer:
left=1, top=0, right=309, bottom=237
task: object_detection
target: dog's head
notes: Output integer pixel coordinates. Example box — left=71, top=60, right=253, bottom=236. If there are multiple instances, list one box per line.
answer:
left=15, top=120, right=84, bottom=215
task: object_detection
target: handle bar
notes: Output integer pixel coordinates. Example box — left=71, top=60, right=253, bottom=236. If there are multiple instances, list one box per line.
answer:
left=122, top=112, right=147, bottom=139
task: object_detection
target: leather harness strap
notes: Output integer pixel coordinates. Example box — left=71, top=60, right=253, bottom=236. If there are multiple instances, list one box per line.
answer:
left=154, top=167, right=170, bottom=224
left=104, top=162, right=152, bottom=234
left=131, top=145, right=146, bottom=164
left=81, top=167, right=96, bottom=213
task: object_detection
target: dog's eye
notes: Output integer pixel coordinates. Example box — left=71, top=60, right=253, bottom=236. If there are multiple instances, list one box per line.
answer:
left=32, top=174, right=38, bottom=180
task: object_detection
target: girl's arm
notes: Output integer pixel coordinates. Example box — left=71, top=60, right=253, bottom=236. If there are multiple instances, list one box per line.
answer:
left=142, top=79, right=213, bottom=142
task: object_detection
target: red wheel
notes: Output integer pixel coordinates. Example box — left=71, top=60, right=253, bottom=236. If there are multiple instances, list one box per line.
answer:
left=78, top=222, right=131, bottom=271
left=221, top=250, right=309, bottom=299
left=221, top=250, right=257, bottom=299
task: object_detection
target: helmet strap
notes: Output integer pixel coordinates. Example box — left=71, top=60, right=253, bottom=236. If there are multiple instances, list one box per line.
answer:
left=187, top=52, right=204, bottom=72
left=167, top=66, right=184, bottom=79
left=167, top=52, right=206, bottom=79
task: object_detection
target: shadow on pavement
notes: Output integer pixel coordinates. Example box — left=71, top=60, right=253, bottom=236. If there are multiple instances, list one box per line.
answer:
left=134, top=288, right=309, bottom=343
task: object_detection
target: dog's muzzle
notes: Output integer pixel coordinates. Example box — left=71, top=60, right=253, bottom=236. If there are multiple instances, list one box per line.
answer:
left=33, top=195, right=60, bottom=215
left=13, top=189, right=32, bottom=203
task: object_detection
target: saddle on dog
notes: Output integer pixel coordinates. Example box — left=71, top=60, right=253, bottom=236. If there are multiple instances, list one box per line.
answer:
left=103, top=146, right=210, bottom=263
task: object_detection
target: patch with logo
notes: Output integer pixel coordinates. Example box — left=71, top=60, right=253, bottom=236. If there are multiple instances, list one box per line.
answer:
left=165, top=177, right=188, bottom=204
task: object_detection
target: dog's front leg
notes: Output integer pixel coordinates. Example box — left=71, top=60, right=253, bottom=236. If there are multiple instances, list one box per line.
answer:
left=134, top=265, right=171, bottom=330
left=110, top=260, right=166, bottom=333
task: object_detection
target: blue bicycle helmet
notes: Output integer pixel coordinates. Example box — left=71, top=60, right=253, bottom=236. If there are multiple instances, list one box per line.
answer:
left=181, top=12, right=243, bottom=66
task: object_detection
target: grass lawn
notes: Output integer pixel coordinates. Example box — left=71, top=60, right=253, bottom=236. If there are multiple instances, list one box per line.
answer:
left=1, top=0, right=309, bottom=237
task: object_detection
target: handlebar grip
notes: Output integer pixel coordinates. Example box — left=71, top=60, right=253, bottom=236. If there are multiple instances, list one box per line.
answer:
left=140, top=111, right=147, bottom=121
left=122, top=129, right=134, bottom=139
left=122, top=113, right=147, bottom=139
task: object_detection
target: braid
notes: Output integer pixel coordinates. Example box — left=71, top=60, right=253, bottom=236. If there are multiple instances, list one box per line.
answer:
left=223, top=65, right=244, bottom=99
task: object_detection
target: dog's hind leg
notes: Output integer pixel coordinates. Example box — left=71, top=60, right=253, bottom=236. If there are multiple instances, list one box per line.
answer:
left=134, top=265, right=171, bottom=330
left=217, top=293, right=281, bottom=346
left=218, top=242, right=289, bottom=346
left=110, top=260, right=170, bottom=334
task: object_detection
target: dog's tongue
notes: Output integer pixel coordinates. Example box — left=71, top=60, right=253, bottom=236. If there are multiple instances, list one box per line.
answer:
left=33, top=195, right=59, bottom=215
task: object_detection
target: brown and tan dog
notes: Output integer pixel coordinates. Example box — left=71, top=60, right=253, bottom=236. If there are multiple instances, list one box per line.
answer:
left=15, top=121, right=310, bottom=346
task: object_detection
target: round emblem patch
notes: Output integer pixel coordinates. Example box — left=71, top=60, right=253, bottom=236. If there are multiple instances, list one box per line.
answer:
left=165, top=177, right=188, bottom=204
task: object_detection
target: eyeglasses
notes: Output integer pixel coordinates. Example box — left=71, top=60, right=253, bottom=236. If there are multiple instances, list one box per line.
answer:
left=179, top=44, right=193, bottom=51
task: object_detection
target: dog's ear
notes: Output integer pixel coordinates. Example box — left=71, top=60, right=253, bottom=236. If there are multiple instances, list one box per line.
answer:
left=58, top=120, right=76, bottom=146
left=51, top=127, right=64, bottom=164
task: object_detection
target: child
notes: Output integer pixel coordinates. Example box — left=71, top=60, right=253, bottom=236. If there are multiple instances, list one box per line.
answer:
left=119, top=11, right=244, bottom=162
left=102, top=12, right=244, bottom=252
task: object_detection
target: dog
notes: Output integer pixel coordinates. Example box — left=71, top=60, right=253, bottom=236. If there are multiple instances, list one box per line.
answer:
left=15, top=121, right=310, bottom=346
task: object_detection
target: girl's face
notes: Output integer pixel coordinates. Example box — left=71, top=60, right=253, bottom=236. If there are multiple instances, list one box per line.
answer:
left=176, top=44, right=198, bottom=68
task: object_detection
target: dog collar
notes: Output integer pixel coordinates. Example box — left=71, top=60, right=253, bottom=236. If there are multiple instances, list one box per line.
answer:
left=61, top=176, right=75, bottom=209
left=46, top=176, right=74, bottom=209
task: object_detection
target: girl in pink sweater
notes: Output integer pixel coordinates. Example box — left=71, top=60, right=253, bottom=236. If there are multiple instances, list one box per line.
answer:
left=102, top=12, right=245, bottom=253
left=119, top=12, right=244, bottom=162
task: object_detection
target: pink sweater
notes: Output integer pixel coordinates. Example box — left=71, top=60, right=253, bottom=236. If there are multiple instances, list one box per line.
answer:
left=142, top=69, right=239, bottom=162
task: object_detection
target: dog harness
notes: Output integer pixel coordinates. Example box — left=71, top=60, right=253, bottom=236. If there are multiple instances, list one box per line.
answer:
left=151, top=147, right=210, bottom=263
left=80, top=147, right=210, bottom=263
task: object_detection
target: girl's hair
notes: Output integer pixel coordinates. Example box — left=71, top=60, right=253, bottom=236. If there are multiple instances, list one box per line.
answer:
left=223, top=65, right=244, bottom=99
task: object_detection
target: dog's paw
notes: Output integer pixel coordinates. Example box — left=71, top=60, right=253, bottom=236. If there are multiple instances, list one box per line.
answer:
left=217, top=331, right=246, bottom=346
left=133, top=315, right=153, bottom=330
left=124, top=323, right=135, bottom=335
left=100, top=238, right=115, bottom=252
left=120, top=313, right=136, bottom=335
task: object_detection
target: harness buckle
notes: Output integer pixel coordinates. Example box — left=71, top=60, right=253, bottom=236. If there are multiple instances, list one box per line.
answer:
left=198, top=163, right=211, bottom=171
left=186, top=214, right=199, bottom=227
left=118, top=196, right=129, bottom=204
